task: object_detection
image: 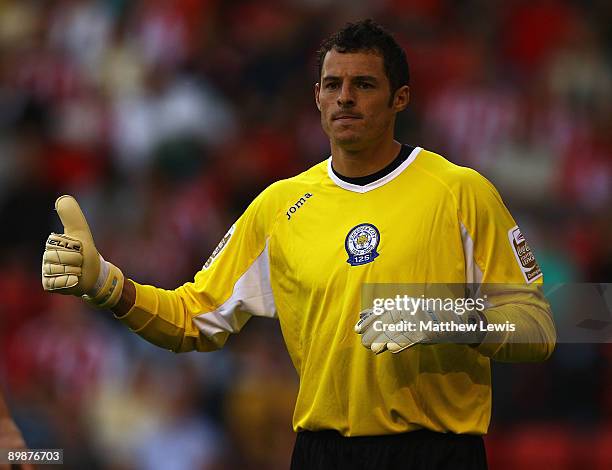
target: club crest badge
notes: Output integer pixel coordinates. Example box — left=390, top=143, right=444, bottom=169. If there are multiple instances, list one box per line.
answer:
left=345, top=223, right=380, bottom=266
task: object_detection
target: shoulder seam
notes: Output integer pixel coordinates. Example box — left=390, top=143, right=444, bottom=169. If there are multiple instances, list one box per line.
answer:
left=412, top=158, right=490, bottom=276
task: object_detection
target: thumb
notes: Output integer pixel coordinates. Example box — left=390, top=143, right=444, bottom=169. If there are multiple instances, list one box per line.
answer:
left=55, top=195, right=95, bottom=246
left=54, top=195, right=101, bottom=294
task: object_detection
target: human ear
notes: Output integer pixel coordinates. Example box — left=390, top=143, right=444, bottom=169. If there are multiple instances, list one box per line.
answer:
left=393, top=85, right=410, bottom=111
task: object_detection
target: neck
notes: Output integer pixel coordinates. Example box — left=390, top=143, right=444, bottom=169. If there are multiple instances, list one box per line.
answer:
left=330, top=137, right=401, bottom=178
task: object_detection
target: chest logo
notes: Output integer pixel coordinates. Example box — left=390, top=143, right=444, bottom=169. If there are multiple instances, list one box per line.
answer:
left=286, top=192, right=313, bottom=220
left=345, top=223, right=380, bottom=266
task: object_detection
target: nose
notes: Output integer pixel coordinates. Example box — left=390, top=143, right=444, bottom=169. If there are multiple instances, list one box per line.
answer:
left=337, top=82, right=355, bottom=107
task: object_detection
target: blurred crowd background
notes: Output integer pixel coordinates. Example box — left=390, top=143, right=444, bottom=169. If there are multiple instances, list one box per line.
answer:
left=0, top=0, right=611, bottom=468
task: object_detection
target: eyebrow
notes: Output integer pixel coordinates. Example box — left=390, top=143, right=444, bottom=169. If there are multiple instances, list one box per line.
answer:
left=322, top=75, right=379, bottom=83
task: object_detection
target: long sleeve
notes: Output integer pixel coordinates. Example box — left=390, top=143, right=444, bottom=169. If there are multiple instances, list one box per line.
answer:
left=113, top=187, right=280, bottom=352
left=455, top=168, right=556, bottom=362
left=474, top=284, right=556, bottom=361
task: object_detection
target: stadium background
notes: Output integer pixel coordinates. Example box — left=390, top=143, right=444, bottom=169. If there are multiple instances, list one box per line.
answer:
left=0, top=0, right=610, bottom=468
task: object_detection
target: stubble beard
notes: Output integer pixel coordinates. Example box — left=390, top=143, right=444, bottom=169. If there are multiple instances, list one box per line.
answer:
left=323, top=116, right=365, bottom=150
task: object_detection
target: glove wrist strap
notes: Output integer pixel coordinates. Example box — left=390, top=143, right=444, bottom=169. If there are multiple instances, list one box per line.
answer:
left=83, top=256, right=124, bottom=309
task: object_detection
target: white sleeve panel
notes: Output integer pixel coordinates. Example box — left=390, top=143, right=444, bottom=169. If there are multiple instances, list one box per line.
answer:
left=192, top=240, right=277, bottom=343
left=460, top=222, right=483, bottom=285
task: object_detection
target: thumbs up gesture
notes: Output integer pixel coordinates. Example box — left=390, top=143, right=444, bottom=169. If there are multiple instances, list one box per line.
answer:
left=42, top=195, right=124, bottom=309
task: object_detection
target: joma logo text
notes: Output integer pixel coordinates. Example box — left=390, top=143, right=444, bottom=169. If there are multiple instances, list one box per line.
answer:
left=286, top=193, right=313, bottom=220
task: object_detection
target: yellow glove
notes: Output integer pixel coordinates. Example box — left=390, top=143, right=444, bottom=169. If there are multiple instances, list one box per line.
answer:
left=355, top=300, right=485, bottom=354
left=42, top=195, right=124, bottom=309
left=354, top=307, right=428, bottom=354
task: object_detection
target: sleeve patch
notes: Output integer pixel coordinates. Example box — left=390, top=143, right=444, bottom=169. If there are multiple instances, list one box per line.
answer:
left=508, top=226, right=542, bottom=283
left=203, top=224, right=235, bottom=270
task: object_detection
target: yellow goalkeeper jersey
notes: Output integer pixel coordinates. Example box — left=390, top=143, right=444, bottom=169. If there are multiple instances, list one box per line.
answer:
left=116, top=145, right=555, bottom=436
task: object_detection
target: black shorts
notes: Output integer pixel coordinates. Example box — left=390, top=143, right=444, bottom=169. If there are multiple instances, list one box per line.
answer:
left=290, top=429, right=487, bottom=470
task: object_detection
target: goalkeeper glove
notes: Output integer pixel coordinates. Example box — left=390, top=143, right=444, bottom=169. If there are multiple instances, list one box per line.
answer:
left=355, top=299, right=485, bottom=354
left=42, top=195, right=124, bottom=309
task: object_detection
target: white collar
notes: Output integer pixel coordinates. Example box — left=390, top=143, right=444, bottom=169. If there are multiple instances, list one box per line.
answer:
left=327, top=146, right=422, bottom=193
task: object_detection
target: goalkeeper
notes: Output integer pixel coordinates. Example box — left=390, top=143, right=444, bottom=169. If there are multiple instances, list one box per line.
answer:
left=42, top=20, right=555, bottom=470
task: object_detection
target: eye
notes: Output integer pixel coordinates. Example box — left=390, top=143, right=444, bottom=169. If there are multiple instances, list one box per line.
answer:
left=324, top=82, right=339, bottom=90
left=357, top=82, right=374, bottom=89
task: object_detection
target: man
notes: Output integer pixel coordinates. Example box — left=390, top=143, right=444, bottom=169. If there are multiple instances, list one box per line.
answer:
left=42, top=20, right=555, bottom=469
left=0, top=392, right=33, bottom=470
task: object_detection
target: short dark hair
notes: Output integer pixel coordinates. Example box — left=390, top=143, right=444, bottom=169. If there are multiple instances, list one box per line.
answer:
left=316, top=19, right=410, bottom=98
